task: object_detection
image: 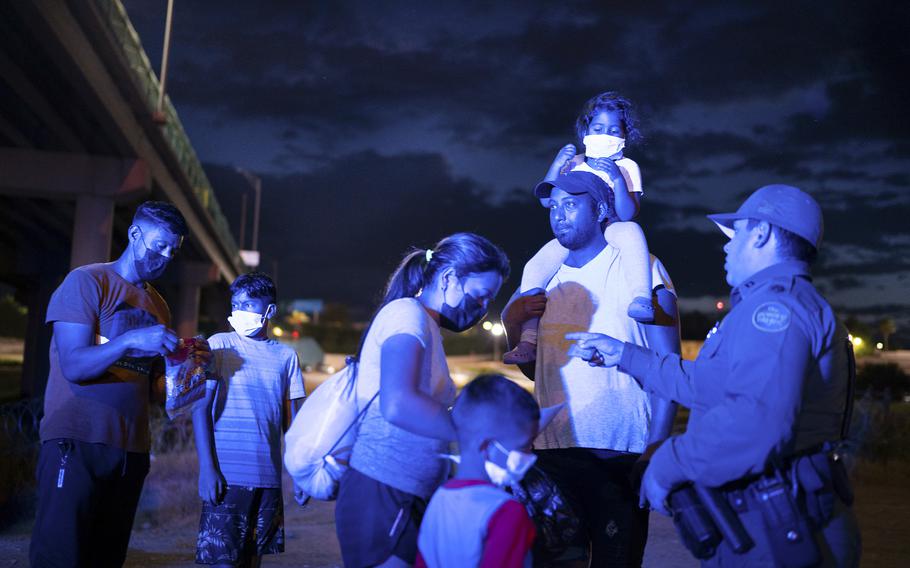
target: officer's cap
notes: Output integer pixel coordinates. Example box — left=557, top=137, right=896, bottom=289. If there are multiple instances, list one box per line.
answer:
left=534, top=170, right=611, bottom=206
left=708, top=184, right=823, bottom=249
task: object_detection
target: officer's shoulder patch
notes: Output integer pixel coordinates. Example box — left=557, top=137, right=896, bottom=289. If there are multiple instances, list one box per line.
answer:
left=752, top=301, right=791, bottom=333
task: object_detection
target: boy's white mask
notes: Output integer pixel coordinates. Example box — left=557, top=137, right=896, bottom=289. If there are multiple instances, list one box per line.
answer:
left=228, top=309, right=269, bottom=337
left=583, top=134, right=625, bottom=159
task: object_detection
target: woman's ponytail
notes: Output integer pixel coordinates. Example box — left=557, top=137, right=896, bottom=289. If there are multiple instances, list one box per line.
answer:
left=381, top=248, right=431, bottom=306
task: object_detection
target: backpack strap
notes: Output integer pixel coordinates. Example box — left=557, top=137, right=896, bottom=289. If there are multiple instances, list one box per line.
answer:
left=324, top=357, right=380, bottom=458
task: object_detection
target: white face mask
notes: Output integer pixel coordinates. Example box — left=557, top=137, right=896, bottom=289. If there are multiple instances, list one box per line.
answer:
left=228, top=309, right=268, bottom=337
left=583, top=133, right=625, bottom=159
left=483, top=440, right=537, bottom=487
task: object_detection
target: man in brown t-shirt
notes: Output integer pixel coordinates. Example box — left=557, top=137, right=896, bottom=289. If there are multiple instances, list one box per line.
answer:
left=30, top=201, right=194, bottom=567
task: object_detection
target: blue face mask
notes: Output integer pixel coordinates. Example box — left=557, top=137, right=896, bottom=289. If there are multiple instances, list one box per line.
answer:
left=134, top=230, right=170, bottom=281
left=438, top=281, right=487, bottom=332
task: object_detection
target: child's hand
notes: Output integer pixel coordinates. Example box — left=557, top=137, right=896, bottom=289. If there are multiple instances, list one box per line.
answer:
left=589, top=157, right=622, bottom=183
left=554, top=144, right=577, bottom=168
left=545, top=144, right=578, bottom=181
left=198, top=464, right=226, bottom=505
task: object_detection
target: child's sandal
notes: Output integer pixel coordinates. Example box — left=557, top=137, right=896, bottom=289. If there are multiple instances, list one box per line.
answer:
left=627, top=296, right=655, bottom=323
left=502, top=341, right=537, bottom=365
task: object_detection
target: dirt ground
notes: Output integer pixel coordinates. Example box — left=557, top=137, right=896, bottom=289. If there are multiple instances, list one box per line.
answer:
left=0, top=478, right=695, bottom=568
left=3, top=461, right=908, bottom=567
left=2, top=355, right=908, bottom=566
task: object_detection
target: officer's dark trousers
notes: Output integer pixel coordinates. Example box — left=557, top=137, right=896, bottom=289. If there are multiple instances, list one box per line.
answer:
left=536, top=447, right=649, bottom=567
left=703, top=497, right=861, bottom=567
left=29, top=439, right=150, bottom=568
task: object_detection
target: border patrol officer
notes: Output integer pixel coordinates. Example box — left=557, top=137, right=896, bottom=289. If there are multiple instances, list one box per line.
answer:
left=565, top=184, right=862, bottom=566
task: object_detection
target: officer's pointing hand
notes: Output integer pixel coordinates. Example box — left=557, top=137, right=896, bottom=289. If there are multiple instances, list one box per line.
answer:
left=565, top=332, right=624, bottom=367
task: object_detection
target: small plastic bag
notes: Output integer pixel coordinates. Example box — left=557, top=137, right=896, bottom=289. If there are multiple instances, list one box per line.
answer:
left=164, top=337, right=211, bottom=419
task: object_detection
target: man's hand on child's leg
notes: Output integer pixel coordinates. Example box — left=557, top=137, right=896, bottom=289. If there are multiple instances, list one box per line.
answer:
left=503, top=289, right=547, bottom=328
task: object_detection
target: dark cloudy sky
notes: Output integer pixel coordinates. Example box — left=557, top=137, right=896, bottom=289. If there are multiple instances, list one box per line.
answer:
left=123, top=0, right=909, bottom=331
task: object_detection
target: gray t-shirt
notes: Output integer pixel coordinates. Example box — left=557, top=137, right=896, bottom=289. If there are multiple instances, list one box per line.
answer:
left=208, top=332, right=306, bottom=488
left=350, top=298, right=455, bottom=498
left=535, top=245, right=676, bottom=452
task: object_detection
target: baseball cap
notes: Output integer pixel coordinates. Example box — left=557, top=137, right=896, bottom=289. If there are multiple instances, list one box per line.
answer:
left=707, top=184, right=824, bottom=249
left=533, top=170, right=611, bottom=205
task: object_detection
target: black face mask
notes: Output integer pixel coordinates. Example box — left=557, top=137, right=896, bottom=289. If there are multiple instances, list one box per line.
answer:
left=439, top=284, right=488, bottom=332
left=134, top=237, right=170, bottom=281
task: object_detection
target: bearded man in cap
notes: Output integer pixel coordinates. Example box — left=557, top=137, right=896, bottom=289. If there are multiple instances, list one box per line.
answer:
left=502, top=169, right=681, bottom=566
left=567, top=184, right=862, bottom=566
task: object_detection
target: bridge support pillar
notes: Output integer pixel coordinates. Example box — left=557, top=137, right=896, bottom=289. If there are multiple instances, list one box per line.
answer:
left=20, top=276, right=58, bottom=398
left=70, top=194, right=114, bottom=269
left=173, top=261, right=220, bottom=338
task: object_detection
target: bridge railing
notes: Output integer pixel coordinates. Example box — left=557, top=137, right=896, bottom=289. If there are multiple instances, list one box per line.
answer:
left=91, top=0, right=241, bottom=264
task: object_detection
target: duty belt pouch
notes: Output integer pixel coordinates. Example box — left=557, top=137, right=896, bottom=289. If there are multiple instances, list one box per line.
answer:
left=667, top=484, right=721, bottom=559
left=829, top=453, right=854, bottom=507
left=749, top=472, right=821, bottom=568
left=794, top=453, right=835, bottom=528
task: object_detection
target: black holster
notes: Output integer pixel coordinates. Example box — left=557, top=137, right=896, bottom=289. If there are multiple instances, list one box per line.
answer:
left=667, top=483, right=755, bottom=560
left=667, top=484, right=721, bottom=559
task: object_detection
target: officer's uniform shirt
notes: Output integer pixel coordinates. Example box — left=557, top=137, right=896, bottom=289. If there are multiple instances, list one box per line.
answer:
left=620, top=260, right=849, bottom=489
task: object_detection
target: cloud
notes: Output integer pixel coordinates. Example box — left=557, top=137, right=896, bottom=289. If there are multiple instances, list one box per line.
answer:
left=119, top=0, right=910, bottom=322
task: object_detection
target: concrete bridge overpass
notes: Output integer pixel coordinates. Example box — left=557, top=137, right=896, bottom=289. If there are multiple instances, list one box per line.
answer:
left=0, top=1, right=246, bottom=397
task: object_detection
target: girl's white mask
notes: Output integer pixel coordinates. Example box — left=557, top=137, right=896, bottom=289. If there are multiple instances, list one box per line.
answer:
left=583, top=134, right=625, bottom=159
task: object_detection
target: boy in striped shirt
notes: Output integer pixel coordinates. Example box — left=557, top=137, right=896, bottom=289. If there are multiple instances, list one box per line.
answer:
left=193, top=272, right=306, bottom=567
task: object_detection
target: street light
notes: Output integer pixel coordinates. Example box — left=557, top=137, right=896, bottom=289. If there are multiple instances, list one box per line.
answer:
left=483, top=321, right=504, bottom=361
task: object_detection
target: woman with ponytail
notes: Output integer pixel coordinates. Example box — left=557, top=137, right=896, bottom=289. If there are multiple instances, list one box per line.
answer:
left=335, top=232, right=510, bottom=568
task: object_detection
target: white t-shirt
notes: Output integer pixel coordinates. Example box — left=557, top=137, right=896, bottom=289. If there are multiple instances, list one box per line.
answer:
left=534, top=245, right=675, bottom=452
left=573, top=157, right=643, bottom=194
left=208, top=331, right=307, bottom=488
left=351, top=298, right=456, bottom=498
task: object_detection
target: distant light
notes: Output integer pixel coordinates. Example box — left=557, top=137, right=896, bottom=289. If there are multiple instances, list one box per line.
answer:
left=876, top=342, right=884, bottom=350
left=273, top=326, right=284, bottom=337
left=490, top=323, right=504, bottom=336
left=715, top=301, right=725, bottom=310
left=292, top=330, right=300, bottom=339
left=851, top=337, right=863, bottom=347
left=847, top=333, right=854, bottom=342
left=482, top=321, right=494, bottom=331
